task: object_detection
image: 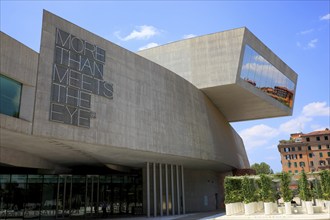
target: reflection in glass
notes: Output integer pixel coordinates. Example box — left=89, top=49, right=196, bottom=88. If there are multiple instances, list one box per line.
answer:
left=0, top=74, right=22, bottom=117
left=0, top=173, right=142, bottom=219
left=240, top=45, right=295, bottom=108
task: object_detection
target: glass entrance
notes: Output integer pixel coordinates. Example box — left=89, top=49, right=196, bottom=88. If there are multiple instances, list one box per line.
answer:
left=0, top=171, right=142, bottom=219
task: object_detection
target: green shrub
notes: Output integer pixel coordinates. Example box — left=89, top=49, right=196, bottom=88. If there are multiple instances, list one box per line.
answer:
left=242, top=176, right=257, bottom=204
left=320, top=170, right=330, bottom=200
left=298, top=170, right=312, bottom=201
left=224, top=177, right=243, bottom=204
left=312, top=178, right=323, bottom=199
left=259, top=174, right=276, bottom=202
left=280, top=172, right=293, bottom=202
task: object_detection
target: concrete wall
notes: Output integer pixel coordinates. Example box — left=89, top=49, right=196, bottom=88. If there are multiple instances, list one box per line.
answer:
left=0, top=32, right=38, bottom=132
left=138, top=28, right=245, bottom=89
left=31, top=10, right=249, bottom=170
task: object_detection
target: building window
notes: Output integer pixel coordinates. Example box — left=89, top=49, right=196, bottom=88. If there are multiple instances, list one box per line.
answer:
left=0, top=74, right=22, bottom=118
left=288, top=162, right=292, bottom=168
left=295, top=170, right=298, bottom=174
left=306, top=137, right=310, bottom=142
left=320, top=152, right=323, bottom=157
left=289, top=170, right=292, bottom=173
left=299, top=154, right=302, bottom=159
left=328, top=152, right=330, bottom=157
left=327, top=145, right=330, bottom=149
left=299, top=162, right=305, bottom=167
left=310, top=161, right=314, bottom=167
left=291, top=147, right=295, bottom=151
left=316, top=136, right=320, bottom=141
left=318, top=145, right=322, bottom=150
left=309, top=153, right=313, bottom=158
left=240, top=45, right=295, bottom=108
left=308, top=146, right=311, bottom=150
left=284, top=147, right=290, bottom=152
left=325, top=136, right=328, bottom=141
left=298, top=146, right=302, bottom=151
left=294, top=162, right=297, bottom=168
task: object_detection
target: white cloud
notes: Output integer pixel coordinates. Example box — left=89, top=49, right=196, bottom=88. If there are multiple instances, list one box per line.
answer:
left=307, top=38, right=318, bottom=49
left=253, top=55, right=268, bottom=63
left=239, top=124, right=280, bottom=150
left=115, top=25, right=159, bottom=41
left=138, top=42, right=159, bottom=51
left=183, top=34, right=196, bottom=39
left=302, top=102, right=330, bottom=117
left=279, top=116, right=312, bottom=134
left=297, top=29, right=314, bottom=35
left=296, top=39, right=319, bottom=50
left=320, top=13, right=330, bottom=21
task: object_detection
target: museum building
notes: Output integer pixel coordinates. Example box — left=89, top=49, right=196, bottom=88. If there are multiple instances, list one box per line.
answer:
left=0, top=10, right=297, bottom=219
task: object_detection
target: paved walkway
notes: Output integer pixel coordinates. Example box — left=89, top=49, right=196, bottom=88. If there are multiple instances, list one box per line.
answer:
left=101, top=211, right=330, bottom=220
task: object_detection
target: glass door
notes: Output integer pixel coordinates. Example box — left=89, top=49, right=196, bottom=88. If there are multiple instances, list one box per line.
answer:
left=56, top=175, right=72, bottom=219
left=85, top=175, right=99, bottom=218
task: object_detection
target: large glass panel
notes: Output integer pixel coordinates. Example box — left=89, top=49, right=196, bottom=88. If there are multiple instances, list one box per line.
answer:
left=240, top=45, right=295, bottom=108
left=0, top=74, right=22, bottom=117
left=71, top=175, right=86, bottom=218
left=41, top=175, right=57, bottom=219
left=25, top=175, right=43, bottom=218
left=6, top=175, right=27, bottom=218
left=0, top=175, right=10, bottom=219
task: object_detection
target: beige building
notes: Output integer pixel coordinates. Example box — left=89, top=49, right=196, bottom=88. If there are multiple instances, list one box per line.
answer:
left=0, top=10, right=297, bottom=219
left=278, top=129, right=330, bottom=174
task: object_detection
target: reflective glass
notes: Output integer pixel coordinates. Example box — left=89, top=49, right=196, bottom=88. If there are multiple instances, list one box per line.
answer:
left=240, top=45, right=295, bottom=108
left=0, top=74, right=22, bottom=117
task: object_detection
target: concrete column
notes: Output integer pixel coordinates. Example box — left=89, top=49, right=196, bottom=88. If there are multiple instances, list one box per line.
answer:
left=171, top=164, right=175, bottom=215
left=153, top=163, right=157, bottom=217
left=159, top=163, right=163, bottom=216
left=181, top=165, right=185, bottom=214
left=165, top=164, right=169, bottom=216
left=146, top=162, right=150, bottom=217
left=176, top=165, right=180, bottom=215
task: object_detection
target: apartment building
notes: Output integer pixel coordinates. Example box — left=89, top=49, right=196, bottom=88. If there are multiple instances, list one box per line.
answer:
left=278, top=128, right=330, bottom=174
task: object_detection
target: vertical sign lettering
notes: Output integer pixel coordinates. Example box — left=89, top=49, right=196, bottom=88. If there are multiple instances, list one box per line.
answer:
left=50, top=29, right=113, bottom=128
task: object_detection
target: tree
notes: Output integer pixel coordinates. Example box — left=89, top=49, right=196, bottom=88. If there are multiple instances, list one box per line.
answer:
left=280, top=172, right=293, bottom=202
left=298, top=169, right=312, bottom=201
left=259, top=174, right=276, bottom=202
left=251, top=162, right=274, bottom=175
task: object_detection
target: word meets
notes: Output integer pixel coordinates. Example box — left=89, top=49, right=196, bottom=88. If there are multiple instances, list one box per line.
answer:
left=50, top=29, right=113, bottom=128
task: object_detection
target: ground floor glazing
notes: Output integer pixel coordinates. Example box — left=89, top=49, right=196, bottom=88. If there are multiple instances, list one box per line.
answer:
left=0, top=173, right=143, bottom=219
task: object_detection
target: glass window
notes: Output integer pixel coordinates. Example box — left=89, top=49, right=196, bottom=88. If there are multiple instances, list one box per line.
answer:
left=310, top=161, right=314, bottom=166
left=325, top=136, right=328, bottom=140
left=299, top=154, right=302, bottom=159
left=298, top=146, right=302, bottom=151
left=0, top=74, right=22, bottom=117
left=240, top=45, right=295, bottom=108
left=308, top=146, right=311, bottom=150
left=299, top=162, right=305, bottom=167
left=328, top=152, right=330, bottom=157
left=316, top=136, right=320, bottom=141
left=295, top=170, right=298, bottom=174
left=294, top=162, right=297, bottom=167
left=318, top=145, right=322, bottom=150
left=306, top=137, right=310, bottom=142
left=320, top=152, right=323, bottom=157
left=291, top=147, right=295, bottom=151
left=309, top=153, right=313, bottom=158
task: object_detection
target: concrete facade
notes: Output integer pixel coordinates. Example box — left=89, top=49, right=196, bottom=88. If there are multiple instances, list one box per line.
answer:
left=138, top=28, right=298, bottom=122
left=0, top=10, right=297, bottom=217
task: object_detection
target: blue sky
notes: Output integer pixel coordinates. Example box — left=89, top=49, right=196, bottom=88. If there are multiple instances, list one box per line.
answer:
left=1, top=1, right=329, bottom=172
